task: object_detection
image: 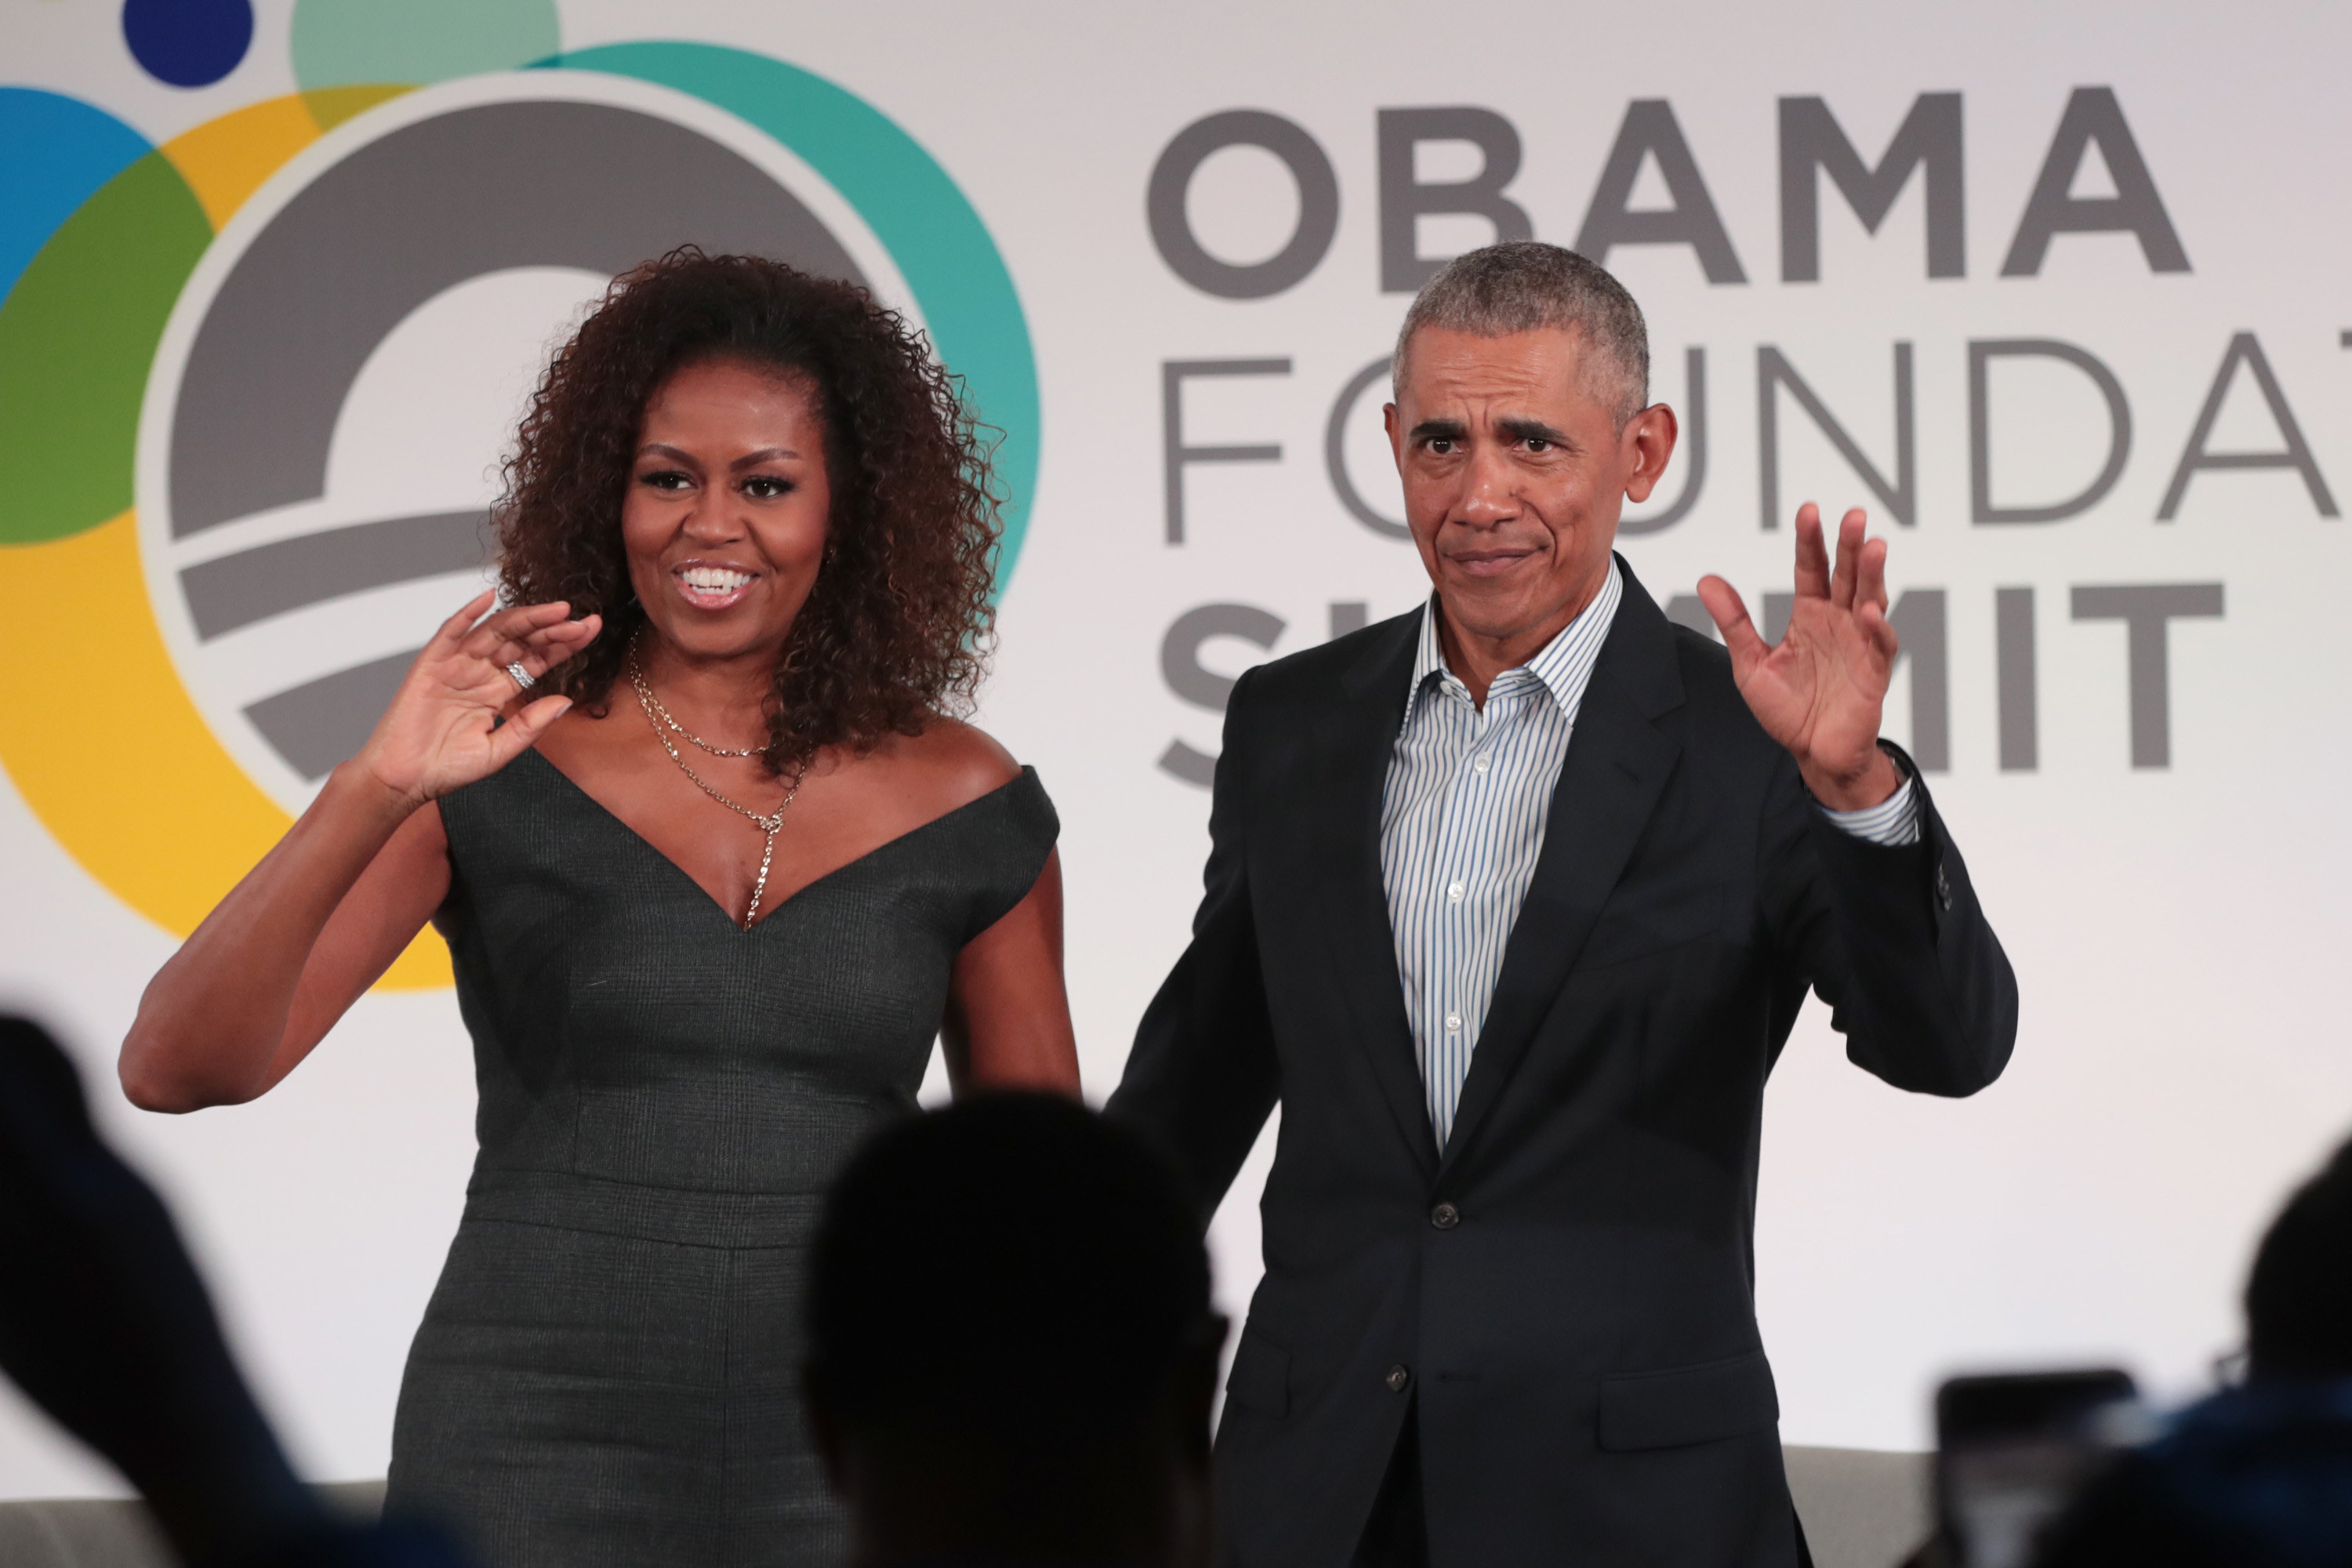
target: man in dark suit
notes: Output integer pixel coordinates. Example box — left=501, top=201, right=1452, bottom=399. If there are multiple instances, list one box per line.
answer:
left=1108, top=241, right=2016, bottom=1568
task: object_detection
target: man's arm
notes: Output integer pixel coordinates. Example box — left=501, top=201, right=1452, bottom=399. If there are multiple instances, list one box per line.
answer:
left=1106, top=669, right=1281, bottom=1220
left=1697, top=502, right=2016, bottom=1091
left=1762, top=743, right=2018, bottom=1095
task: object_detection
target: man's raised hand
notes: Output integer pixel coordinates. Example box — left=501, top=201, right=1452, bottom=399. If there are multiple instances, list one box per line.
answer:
left=1695, top=504, right=1903, bottom=812
left=352, top=592, right=601, bottom=811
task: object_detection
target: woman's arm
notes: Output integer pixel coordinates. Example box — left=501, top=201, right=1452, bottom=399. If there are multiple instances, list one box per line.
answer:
left=119, top=594, right=595, bottom=1112
left=122, top=780, right=450, bottom=1112
left=939, top=850, right=1080, bottom=1097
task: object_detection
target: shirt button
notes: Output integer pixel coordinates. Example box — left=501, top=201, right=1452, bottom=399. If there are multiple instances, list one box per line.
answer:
left=1472, top=754, right=1490, bottom=774
left=1386, top=1364, right=1411, bottom=1393
left=1446, top=880, right=1465, bottom=901
left=1444, top=1012, right=1462, bottom=1033
left=1431, top=1202, right=1460, bottom=1230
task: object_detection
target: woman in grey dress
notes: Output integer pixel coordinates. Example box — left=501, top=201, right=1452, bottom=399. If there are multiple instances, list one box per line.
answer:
left=118, top=251, right=1080, bottom=1566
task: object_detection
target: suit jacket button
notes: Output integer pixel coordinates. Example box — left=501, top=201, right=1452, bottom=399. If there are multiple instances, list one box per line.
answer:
left=1386, top=1365, right=1410, bottom=1393
left=1430, top=1202, right=1460, bottom=1229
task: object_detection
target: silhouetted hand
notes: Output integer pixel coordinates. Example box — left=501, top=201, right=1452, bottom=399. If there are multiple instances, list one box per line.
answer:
left=0, top=1017, right=467, bottom=1566
left=1697, top=504, right=1903, bottom=811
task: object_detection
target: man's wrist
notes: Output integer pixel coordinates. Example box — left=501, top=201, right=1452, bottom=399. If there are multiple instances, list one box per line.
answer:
left=1816, top=760, right=1921, bottom=847
left=1798, top=746, right=1903, bottom=813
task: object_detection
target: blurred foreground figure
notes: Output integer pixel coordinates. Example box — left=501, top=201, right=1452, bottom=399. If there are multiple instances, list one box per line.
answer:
left=804, top=1094, right=1225, bottom=1568
left=2031, top=1138, right=2352, bottom=1568
left=0, top=1015, right=463, bottom=1567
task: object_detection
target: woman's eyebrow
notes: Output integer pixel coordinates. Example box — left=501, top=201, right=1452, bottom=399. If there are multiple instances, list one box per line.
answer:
left=731, top=447, right=800, bottom=468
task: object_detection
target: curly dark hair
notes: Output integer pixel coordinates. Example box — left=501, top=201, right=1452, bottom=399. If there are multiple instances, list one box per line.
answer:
left=495, top=248, right=1002, bottom=774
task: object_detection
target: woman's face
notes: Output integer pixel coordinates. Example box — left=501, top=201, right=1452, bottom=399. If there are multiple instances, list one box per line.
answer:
left=622, top=356, right=833, bottom=667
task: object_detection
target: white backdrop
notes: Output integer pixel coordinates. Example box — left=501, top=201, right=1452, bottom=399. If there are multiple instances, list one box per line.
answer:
left=7, top=0, right=2352, bottom=1496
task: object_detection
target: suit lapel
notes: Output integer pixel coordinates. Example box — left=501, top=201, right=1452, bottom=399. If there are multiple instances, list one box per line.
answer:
left=1312, top=616, right=1441, bottom=1178
left=1437, top=561, right=1686, bottom=1181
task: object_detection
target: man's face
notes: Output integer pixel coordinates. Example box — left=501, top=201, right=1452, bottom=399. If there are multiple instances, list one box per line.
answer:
left=1385, top=325, right=1673, bottom=650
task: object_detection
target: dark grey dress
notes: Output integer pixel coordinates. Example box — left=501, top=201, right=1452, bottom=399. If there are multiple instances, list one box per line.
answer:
left=383, top=750, right=1058, bottom=1568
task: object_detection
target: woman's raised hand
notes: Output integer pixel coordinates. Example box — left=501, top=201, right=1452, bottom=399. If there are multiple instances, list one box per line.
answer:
left=354, top=592, right=601, bottom=809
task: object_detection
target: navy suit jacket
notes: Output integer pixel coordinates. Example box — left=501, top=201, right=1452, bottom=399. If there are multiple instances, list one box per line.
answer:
left=1108, top=560, right=2017, bottom=1567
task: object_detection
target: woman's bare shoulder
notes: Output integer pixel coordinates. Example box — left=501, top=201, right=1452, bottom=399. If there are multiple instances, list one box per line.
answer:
left=851, top=717, right=1022, bottom=818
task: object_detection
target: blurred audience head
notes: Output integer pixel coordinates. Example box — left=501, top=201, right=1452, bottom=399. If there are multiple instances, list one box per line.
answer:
left=2245, top=1135, right=2352, bottom=1382
left=2029, top=1132, right=2352, bottom=1568
left=804, top=1093, right=1223, bottom=1568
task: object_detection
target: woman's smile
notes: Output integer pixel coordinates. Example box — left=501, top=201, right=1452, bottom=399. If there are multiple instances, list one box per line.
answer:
left=671, top=560, right=759, bottom=612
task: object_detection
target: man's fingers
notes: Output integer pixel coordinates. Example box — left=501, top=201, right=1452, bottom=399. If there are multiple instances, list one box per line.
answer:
left=1856, top=535, right=1890, bottom=616
left=1857, top=599, right=1899, bottom=665
left=1829, top=509, right=1868, bottom=610
left=1791, top=504, right=1831, bottom=600
left=1697, top=575, right=1769, bottom=674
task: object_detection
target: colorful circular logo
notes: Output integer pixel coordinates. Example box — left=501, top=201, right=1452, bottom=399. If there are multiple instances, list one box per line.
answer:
left=0, top=34, right=1037, bottom=988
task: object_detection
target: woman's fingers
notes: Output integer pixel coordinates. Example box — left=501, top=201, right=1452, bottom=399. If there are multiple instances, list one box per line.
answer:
left=502, top=637, right=579, bottom=688
left=482, top=615, right=601, bottom=684
left=517, top=612, right=601, bottom=661
left=445, top=603, right=597, bottom=686
left=484, top=695, right=574, bottom=770
left=546, top=611, right=601, bottom=647
left=455, top=600, right=572, bottom=662
left=426, top=590, right=499, bottom=654
left=406, top=598, right=598, bottom=723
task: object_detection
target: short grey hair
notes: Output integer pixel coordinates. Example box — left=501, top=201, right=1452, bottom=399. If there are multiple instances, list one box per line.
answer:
left=1393, top=241, right=1650, bottom=425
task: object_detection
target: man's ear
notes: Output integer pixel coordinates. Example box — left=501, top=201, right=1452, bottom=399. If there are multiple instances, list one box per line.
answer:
left=1620, top=403, right=1680, bottom=504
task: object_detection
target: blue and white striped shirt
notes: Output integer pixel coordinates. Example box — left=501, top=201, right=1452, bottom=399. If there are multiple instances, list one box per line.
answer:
left=1377, top=561, right=1919, bottom=1145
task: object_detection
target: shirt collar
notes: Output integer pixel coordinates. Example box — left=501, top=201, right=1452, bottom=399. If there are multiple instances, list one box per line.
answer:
left=1404, top=557, right=1624, bottom=733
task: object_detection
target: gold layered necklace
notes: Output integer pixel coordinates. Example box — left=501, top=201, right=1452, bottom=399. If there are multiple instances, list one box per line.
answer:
left=625, top=644, right=804, bottom=930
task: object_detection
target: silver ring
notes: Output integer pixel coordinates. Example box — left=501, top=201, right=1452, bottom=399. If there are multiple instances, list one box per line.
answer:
left=504, top=662, right=532, bottom=691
